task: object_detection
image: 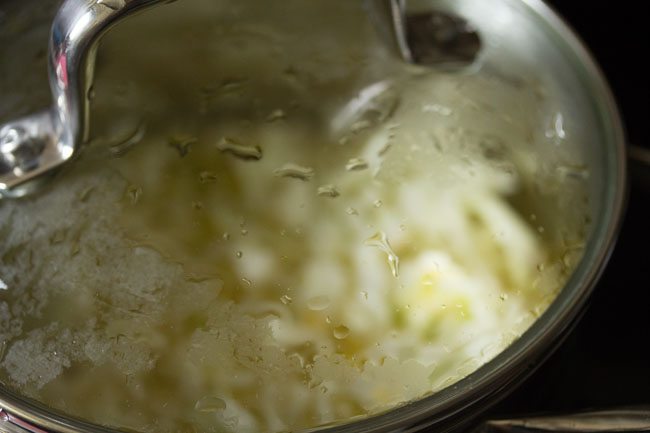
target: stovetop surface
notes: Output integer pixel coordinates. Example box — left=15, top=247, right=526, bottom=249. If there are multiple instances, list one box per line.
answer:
left=489, top=0, right=650, bottom=419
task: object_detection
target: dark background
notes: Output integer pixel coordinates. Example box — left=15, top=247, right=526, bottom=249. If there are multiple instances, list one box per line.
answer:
left=490, top=0, right=650, bottom=419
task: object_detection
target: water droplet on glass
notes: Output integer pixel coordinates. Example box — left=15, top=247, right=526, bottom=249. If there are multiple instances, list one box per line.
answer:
left=378, top=140, right=394, bottom=157
left=266, top=109, right=286, bottom=122
left=220, top=78, right=247, bottom=93
left=556, top=164, right=589, bottom=180
left=236, top=251, right=243, bottom=259
left=109, top=122, right=146, bottom=158
left=333, top=325, right=350, bottom=340
left=78, top=186, right=95, bottom=202
left=364, top=231, right=400, bottom=277
left=422, top=104, right=452, bottom=116
left=545, top=112, right=566, bottom=143
left=499, top=293, right=508, bottom=301
left=361, top=291, right=368, bottom=300
left=351, top=119, right=372, bottom=134
left=280, top=294, right=293, bottom=305
left=374, top=200, right=383, bottom=208
left=346, top=207, right=359, bottom=216
left=222, top=232, right=230, bottom=241
left=87, top=86, right=96, bottom=101
left=345, top=158, right=368, bottom=172
left=194, top=396, right=226, bottom=412
left=168, top=135, right=196, bottom=158
left=199, top=171, right=218, bottom=184
left=241, top=278, right=252, bottom=287
left=317, top=184, right=340, bottom=198
left=307, top=296, right=331, bottom=311
left=325, top=315, right=332, bottom=324
left=96, top=0, right=125, bottom=10
left=126, top=185, right=142, bottom=204
left=216, top=137, right=262, bottom=161
left=240, top=229, right=248, bottom=236
left=273, top=163, right=314, bottom=181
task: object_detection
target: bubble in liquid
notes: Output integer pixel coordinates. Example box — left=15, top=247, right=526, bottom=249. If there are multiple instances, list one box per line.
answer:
left=317, top=185, right=340, bottom=198
left=333, top=325, right=350, bottom=340
left=345, top=158, right=369, bottom=172
left=194, top=396, right=226, bottom=413
left=236, top=251, right=243, bottom=259
left=273, top=163, right=315, bottom=181
left=280, top=294, right=293, bottom=305
left=364, top=231, right=400, bottom=278
left=216, top=137, right=262, bottom=161
left=307, top=296, right=331, bottom=311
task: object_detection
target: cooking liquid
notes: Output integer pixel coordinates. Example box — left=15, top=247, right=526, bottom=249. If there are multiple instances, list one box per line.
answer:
left=0, top=1, right=590, bottom=432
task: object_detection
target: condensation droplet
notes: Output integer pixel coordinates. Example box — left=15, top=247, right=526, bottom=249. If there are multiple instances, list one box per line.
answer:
left=351, top=119, right=372, bottom=134
left=364, top=231, right=400, bottom=277
left=317, top=184, right=340, bottom=198
left=78, top=186, right=95, bottom=202
left=374, top=200, right=383, bottom=208
left=361, top=291, right=368, bottom=300
left=266, top=109, right=286, bottom=122
left=168, top=135, right=196, bottom=158
left=87, top=86, right=96, bottom=101
left=333, top=325, right=350, bottom=340
left=545, top=112, right=566, bottom=142
left=345, top=158, right=369, bottom=171
left=273, top=163, right=314, bottom=181
left=96, top=0, right=125, bottom=10
left=236, top=251, right=243, bottom=259
left=216, top=137, right=262, bottom=161
left=280, top=294, right=293, bottom=305
left=199, top=171, right=218, bottom=184
left=240, top=229, right=248, bottom=236
left=241, top=278, right=252, bottom=287
left=557, top=164, right=589, bottom=180
left=222, top=232, right=230, bottom=241
left=126, top=185, right=142, bottom=204
left=346, top=207, right=359, bottom=216
left=422, top=104, right=452, bottom=116
left=194, top=396, right=226, bottom=412
left=307, top=296, right=331, bottom=311
left=109, top=122, right=146, bottom=158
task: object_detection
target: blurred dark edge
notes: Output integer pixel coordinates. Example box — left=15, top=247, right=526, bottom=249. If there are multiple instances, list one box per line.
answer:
left=477, top=0, right=650, bottom=428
